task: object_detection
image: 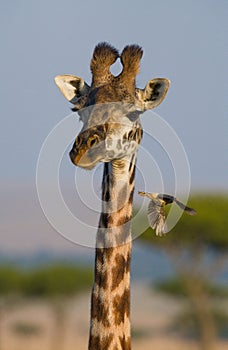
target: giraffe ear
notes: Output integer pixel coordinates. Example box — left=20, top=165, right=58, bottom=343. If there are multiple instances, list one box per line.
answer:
left=54, top=75, right=90, bottom=104
left=137, top=78, right=170, bottom=111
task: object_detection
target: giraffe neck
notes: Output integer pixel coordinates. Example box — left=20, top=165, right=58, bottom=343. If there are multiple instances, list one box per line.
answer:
left=89, top=154, right=137, bottom=350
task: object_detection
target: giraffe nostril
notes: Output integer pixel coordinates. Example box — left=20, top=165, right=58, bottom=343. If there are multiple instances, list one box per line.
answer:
left=69, top=147, right=76, bottom=163
left=128, top=130, right=135, bottom=141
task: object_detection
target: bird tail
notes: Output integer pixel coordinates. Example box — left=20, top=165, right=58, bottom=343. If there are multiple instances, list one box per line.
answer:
left=175, top=198, right=197, bottom=215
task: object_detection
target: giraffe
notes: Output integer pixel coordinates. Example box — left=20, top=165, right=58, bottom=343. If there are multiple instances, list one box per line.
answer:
left=55, top=42, right=170, bottom=350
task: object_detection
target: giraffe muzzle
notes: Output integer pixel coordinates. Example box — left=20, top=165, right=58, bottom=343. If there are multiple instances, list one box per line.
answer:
left=69, top=143, right=104, bottom=169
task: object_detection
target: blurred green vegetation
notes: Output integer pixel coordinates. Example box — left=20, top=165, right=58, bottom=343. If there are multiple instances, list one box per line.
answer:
left=154, top=276, right=228, bottom=341
left=139, top=194, right=228, bottom=248
left=0, top=266, right=22, bottom=295
left=22, top=265, right=93, bottom=298
left=0, top=264, right=93, bottom=350
left=11, top=321, right=43, bottom=336
left=154, top=277, right=228, bottom=299
left=0, top=264, right=93, bottom=298
left=171, top=308, right=228, bottom=340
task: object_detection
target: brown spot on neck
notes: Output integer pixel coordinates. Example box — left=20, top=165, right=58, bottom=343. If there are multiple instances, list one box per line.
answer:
left=89, top=333, right=114, bottom=350
left=111, top=253, right=131, bottom=291
left=90, top=292, right=110, bottom=327
left=129, top=164, right=136, bottom=185
left=113, top=288, right=130, bottom=325
left=100, top=212, right=114, bottom=228
left=128, top=188, right=134, bottom=205
left=119, top=335, right=131, bottom=350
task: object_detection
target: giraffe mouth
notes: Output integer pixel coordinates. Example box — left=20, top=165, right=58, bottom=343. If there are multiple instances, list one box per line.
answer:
left=69, top=145, right=104, bottom=169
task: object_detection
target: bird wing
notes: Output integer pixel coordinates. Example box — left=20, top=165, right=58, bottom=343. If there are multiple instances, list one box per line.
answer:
left=174, top=198, right=197, bottom=215
left=147, top=198, right=167, bottom=236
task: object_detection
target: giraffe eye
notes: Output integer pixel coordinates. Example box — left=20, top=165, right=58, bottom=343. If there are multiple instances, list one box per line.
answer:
left=88, top=136, right=99, bottom=148
left=126, top=111, right=140, bottom=121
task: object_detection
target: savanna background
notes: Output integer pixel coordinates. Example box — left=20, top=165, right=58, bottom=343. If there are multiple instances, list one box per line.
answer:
left=0, top=1, right=227, bottom=350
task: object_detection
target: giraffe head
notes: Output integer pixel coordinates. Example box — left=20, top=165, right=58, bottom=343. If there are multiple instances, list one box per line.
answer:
left=55, top=42, right=170, bottom=169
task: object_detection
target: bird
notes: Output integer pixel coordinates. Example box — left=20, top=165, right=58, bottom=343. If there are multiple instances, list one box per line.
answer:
left=138, top=191, right=197, bottom=236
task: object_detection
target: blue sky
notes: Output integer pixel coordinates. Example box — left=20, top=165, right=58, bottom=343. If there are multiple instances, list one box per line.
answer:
left=0, top=1, right=227, bottom=253
left=1, top=0, right=227, bottom=189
